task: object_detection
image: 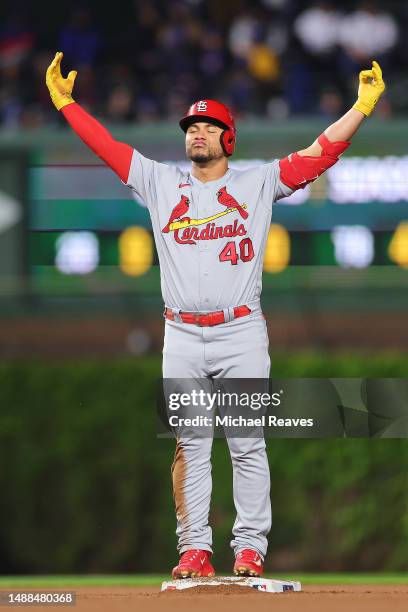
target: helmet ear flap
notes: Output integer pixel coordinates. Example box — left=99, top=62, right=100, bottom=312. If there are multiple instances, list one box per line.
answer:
left=220, top=128, right=235, bottom=156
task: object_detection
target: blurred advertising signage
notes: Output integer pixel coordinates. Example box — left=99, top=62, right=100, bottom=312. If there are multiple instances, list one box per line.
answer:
left=327, top=156, right=408, bottom=204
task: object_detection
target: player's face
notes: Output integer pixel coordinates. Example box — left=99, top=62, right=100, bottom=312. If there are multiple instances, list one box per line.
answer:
left=185, top=122, right=224, bottom=163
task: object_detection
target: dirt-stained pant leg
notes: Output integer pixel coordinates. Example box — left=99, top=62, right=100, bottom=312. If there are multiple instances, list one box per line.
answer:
left=163, top=320, right=214, bottom=554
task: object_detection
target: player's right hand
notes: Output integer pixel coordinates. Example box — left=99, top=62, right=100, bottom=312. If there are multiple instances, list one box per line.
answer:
left=46, top=51, right=77, bottom=111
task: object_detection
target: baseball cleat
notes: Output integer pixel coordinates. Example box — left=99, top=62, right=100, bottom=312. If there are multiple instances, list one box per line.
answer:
left=172, top=549, right=215, bottom=579
left=233, top=549, right=264, bottom=577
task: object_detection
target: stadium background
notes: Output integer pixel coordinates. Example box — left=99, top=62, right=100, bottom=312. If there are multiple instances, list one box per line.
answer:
left=0, top=0, right=407, bottom=576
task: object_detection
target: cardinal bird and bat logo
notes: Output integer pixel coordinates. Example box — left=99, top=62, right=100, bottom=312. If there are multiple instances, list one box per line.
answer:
left=162, top=195, right=190, bottom=234
left=161, top=187, right=248, bottom=240
left=216, top=186, right=248, bottom=220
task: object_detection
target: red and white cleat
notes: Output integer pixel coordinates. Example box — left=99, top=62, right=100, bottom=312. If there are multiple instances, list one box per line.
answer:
left=172, top=549, right=215, bottom=579
left=233, top=549, right=264, bottom=577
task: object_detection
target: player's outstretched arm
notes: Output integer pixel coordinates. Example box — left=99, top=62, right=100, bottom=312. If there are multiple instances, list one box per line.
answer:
left=280, top=61, right=385, bottom=190
left=46, top=52, right=133, bottom=183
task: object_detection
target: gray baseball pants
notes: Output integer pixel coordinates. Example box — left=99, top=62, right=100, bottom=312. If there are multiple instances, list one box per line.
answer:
left=162, top=303, right=271, bottom=559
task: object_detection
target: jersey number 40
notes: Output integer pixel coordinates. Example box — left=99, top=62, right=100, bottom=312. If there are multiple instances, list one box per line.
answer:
left=219, top=238, right=254, bottom=265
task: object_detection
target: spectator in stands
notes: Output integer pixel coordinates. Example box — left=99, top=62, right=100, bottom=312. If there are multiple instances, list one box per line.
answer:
left=318, top=88, right=344, bottom=119
left=294, top=1, right=340, bottom=58
left=337, top=1, right=397, bottom=111
left=291, top=2, right=342, bottom=113
left=0, top=9, right=35, bottom=127
left=130, top=1, right=162, bottom=83
left=105, top=85, right=135, bottom=124
left=338, top=1, right=398, bottom=68
left=224, top=67, right=255, bottom=114
left=58, top=6, right=101, bottom=68
left=246, top=26, right=281, bottom=114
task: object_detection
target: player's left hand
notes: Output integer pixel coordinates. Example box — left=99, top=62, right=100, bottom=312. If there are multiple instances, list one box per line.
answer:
left=353, top=60, right=385, bottom=117
left=46, top=51, right=77, bottom=111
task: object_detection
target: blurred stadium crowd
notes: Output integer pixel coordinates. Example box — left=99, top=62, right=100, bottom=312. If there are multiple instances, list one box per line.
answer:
left=1, top=0, right=407, bottom=128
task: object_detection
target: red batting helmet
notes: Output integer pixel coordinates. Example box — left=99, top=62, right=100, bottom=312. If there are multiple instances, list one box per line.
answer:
left=179, top=99, right=236, bottom=156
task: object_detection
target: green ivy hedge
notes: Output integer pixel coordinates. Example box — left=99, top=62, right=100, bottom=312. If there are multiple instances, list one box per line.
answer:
left=0, top=353, right=407, bottom=573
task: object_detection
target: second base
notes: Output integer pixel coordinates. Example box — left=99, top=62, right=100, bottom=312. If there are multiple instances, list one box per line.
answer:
left=161, top=575, right=301, bottom=593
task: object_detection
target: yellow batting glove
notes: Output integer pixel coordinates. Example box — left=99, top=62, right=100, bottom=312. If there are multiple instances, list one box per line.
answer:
left=353, top=60, right=385, bottom=117
left=46, top=51, right=77, bottom=111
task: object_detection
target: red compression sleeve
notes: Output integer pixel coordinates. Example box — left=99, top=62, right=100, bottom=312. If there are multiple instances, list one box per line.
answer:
left=61, top=103, right=133, bottom=183
left=279, top=132, right=350, bottom=191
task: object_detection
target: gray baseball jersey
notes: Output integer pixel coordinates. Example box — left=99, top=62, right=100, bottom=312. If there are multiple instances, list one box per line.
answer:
left=125, top=150, right=293, bottom=312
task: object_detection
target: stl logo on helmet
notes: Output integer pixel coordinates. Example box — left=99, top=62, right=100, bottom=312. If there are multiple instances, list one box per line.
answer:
left=195, top=101, right=207, bottom=112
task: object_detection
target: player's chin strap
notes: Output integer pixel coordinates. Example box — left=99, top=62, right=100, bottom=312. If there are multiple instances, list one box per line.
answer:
left=279, top=132, right=351, bottom=191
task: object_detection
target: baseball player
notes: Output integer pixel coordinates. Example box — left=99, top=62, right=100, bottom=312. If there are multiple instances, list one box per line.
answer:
left=46, top=52, right=385, bottom=578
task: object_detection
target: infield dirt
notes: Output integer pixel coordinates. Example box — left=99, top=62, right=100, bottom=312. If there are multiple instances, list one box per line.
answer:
left=25, top=584, right=408, bottom=612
